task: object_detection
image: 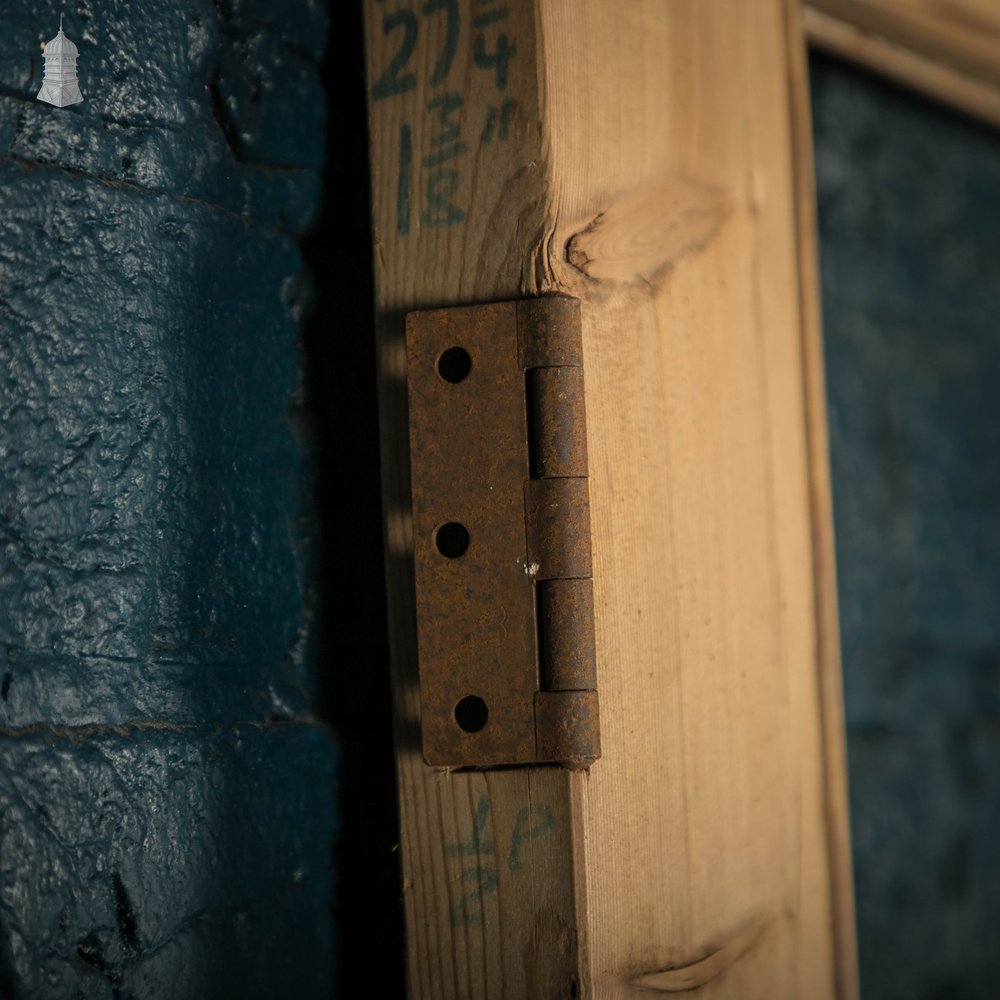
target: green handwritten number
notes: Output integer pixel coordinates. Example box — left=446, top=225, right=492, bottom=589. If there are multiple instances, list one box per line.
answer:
left=473, top=7, right=510, bottom=30
left=427, top=92, right=464, bottom=145
left=446, top=797, right=497, bottom=927
left=422, top=168, right=465, bottom=227
left=422, top=0, right=460, bottom=86
left=449, top=866, right=499, bottom=927
left=445, top=794, right=494, bottom=858
left=481, top=98, right=514, bottom=143
left=473, top=32, right=516, bottom=91
left=508, top=804, right=554, bottom=873
left=397, top=123, right=412, bottom=236
left=443, top=796, right=557, bottom=926
left=372, top=10, right=418, bottom=100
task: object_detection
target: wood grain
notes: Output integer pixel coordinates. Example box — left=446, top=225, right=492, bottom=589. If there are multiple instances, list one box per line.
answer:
left=363, top=2, right=856, bottom=996
left=804, top=7, right=1000, bottom=125
left=786, top=1, right=862, bottom=993
left=363, top=5, right=583, bottom=998
left=809, top=0, right=1000, bottom=85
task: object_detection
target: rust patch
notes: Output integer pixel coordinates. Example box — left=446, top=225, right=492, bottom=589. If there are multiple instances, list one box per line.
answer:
left=406, top=298, right=599, bottom=768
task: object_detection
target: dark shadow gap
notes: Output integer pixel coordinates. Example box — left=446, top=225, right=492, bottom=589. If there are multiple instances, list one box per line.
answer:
left=299, top=4, right=404, bottom=995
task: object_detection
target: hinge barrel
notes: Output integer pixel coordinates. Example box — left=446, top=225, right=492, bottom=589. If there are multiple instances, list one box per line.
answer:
left=539, top=579, right=597, bottom=692
left=529, top=366, right=588, bottom=478
left=524, top=478, right=592, bottom=580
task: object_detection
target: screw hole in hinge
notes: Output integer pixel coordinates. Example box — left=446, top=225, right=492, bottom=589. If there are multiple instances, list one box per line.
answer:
left=437, top=346, right=472, bottom=383
left=435, top=521, right=470, bottom=558
left=455, top=695, right=489, bottom=733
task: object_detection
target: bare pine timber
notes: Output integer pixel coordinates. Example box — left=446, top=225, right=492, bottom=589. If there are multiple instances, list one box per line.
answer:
left=808, top=0, right=1000, bottom=86
left=363, top=1, right=857, bottom=996
left=806, top=0, right=1000, bottom=128
left=787, top=2, right=861, bottom=993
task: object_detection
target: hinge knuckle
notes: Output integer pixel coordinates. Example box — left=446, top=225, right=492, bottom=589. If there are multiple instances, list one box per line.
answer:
left=517, top=296, right=583, bottom=369
left=529, top=366, right=588, bottom=478
left=535, top=690, right=601, bottom=768
left=539, top=579, right=597, bottom=691
left=524, top=478, right=592, bottom=580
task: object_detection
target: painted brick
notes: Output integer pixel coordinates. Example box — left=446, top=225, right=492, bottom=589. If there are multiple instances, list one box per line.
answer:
left=0, top=1, right=337, bottom=995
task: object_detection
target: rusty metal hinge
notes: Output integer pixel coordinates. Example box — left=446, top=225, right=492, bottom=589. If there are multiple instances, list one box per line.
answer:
left=406, top=297, right=600, bottom=769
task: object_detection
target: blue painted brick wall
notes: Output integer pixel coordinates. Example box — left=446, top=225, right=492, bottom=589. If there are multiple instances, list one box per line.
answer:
left=0, top=2, right=338, bottom=995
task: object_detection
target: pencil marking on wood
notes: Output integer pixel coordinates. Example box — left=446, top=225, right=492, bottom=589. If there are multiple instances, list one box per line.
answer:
left=444, top=793, right=556, bottom=926
left=397, top=123, right=412, bottom=235
left=473, top=31, right=517, bottom=90
left=482, top=98, right=515, bottom=143
left=422, top=0, right=460, bottom=86
left=445, top=793, right=494, bottom=858
left=630, top=916, right=772, bottom=993
left=370, top=0, right=520, bottom=232
left=508, top=803, right=554, bottom=873
left=371, top=9, right=419, bottom=100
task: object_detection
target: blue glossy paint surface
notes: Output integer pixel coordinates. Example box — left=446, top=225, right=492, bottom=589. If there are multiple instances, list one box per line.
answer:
left=0, top=2, right=338, bottom=995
